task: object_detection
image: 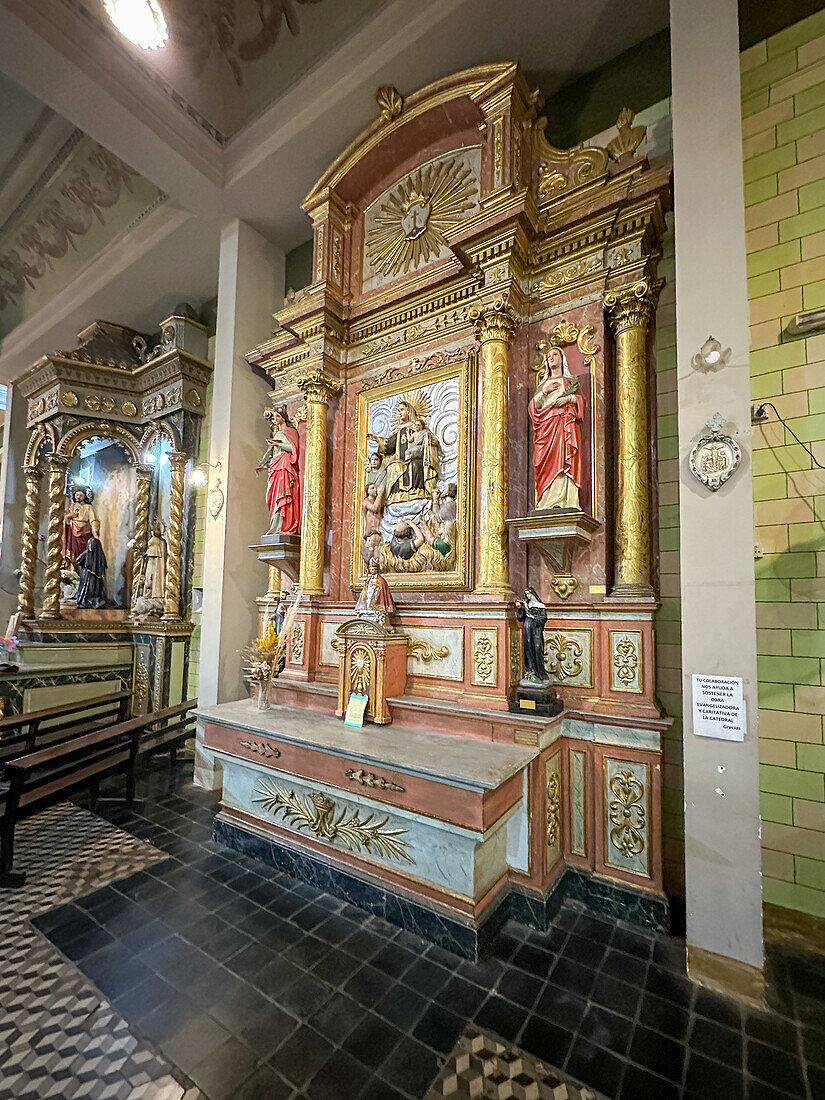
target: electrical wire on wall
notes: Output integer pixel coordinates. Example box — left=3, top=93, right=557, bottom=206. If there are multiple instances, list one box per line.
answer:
left=754, top=401, right=825, bottom=470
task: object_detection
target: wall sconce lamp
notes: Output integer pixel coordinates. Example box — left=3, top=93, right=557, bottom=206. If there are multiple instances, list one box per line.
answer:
left=190, top=460, right=221, bottom=488
left=190, top=461, right=225, bottom=518
left=692, top=336, right=731, bottom=372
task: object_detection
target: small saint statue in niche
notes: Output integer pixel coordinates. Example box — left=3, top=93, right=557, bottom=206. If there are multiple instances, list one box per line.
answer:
left=62, top=486, right=101, bottom=567
left=529, top=345, right=586, bottom=511
left=257, top=405, right=301, bottom=536
left=355, top=559, right=395, bottom=630
left=142, top=520, right=167, bottom=600
left=75, top=537, right=108, bottom=610
left=515, top=586, right=550, bottom=686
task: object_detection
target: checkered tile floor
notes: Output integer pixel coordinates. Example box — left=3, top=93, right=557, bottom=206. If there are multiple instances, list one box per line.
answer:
left=10, top=758, right=825, bottom=1099
left=0, top=800, right=199, bottom=1100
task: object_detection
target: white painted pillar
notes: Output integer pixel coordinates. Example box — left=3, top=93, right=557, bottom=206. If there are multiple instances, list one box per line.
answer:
left=195, top=220, right=284, bottom=789
left=671, top=0, right=764, bottom=998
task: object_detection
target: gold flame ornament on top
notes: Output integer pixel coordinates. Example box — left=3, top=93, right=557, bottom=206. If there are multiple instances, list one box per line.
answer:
left=366, top=156, right=478, bottom=278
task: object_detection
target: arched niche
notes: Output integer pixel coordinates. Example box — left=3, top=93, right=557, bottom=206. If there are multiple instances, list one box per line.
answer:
left=138, top=421, right=181, bottom=540
left=50, top=427, right=141, bottom=609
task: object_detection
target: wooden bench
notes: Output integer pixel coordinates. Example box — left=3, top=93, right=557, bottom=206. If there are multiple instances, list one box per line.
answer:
left=0, top=691, right=133, bottom=771
left=0, top=698, right=197, bottom=888
left=139, top=699, right=197, bottom=765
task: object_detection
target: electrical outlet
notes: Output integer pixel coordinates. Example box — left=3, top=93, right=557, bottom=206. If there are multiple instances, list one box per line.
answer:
left=751, top=403, right=769, bottom=424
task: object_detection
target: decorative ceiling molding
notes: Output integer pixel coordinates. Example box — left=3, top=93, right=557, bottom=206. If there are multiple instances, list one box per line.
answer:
left=0, top=142, right=164, bottom=311
left=0, top=130, right=83, bottom=242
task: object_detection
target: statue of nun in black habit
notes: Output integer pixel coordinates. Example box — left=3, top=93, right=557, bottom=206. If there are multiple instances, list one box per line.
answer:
left=75, top=536, right=108, bottom=609
left=516, top=586, right=551, bottom=686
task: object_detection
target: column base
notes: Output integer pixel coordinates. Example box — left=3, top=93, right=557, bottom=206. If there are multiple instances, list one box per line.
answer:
left=687, top=944, right=765, bottom=1008
left=608, top=583, right=656, bottom=601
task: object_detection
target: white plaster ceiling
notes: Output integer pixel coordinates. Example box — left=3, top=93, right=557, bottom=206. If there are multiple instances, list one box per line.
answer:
left=0, top=0, right=669, bottom=378
left=0, top=73, right=43, bottom=182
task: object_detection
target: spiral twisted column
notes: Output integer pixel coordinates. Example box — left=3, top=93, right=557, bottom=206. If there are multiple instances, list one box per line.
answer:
left=604, top=279, right=660, bottom=595
left=131, top=463, right=153, bottom=607
left=162, top=452, right=187, bottom=621
left=473, top=299, right=519, bottom=596
left=17, top=466, right=43, bottom=619
left=297, top=369, right=341, bottom=596
left=40, top=454, right=70, bottom=620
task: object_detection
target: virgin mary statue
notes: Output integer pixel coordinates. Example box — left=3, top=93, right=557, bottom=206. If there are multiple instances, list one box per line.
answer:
left=529, top=345, right=586, bottom=511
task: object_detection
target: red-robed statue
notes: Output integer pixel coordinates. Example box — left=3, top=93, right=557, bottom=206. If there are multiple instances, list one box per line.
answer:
left=257, top=406, right=301, bottom=536
left=529, top=345, right=586, bottom=511
left=355, top=559, right=395, bottom=629
left=62, top=487, right=100, bottom=565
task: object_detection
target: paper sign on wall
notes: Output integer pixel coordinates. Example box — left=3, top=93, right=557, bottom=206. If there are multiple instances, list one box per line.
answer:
left=691, top=675, right=746, bottom=741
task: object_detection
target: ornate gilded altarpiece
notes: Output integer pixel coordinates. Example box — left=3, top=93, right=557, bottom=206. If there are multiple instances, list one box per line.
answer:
left=6, top=312, right=211, bottom=714
left=242, top=64, right=673, bottom=923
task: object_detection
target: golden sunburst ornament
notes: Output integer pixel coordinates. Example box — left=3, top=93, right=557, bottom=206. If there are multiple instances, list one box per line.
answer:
left=367, top=156, right=478, bottom=278
left=391, top=389, right=432, bottom=427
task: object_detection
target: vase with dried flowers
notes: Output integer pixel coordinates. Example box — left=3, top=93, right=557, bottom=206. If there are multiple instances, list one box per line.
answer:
left=242, top=588, right=302, bottom=711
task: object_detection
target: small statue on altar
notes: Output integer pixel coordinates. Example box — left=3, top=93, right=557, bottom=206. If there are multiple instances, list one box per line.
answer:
left=515, top=586, right=550, bottom=686
left=142, top=520, right=167, bottom=599
left=355, top=559, right=395, bottom=630
left=257, top=406, right=301, bottom=536
left=75, top=536, right=108, bottom=609
left=62, top=486, right=100, bottom=566
left=361, top=483, right=383, bottom=537
left=365, top=452, right=387, bottom=502
left=529, top=345, right=586, bottom=511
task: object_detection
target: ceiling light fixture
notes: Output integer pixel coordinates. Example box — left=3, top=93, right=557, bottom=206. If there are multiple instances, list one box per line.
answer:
left=103, top=0, right=168, bottom=50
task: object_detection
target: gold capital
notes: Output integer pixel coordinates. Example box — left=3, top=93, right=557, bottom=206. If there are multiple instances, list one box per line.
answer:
left=296, top=368, right=342, bottom=406
left=472, top=298, right=519, bottom=346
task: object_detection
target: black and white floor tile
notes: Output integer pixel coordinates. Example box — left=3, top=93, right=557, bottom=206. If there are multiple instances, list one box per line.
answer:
left=0, top=801, right=197, bottom=1100
left=6, top=758, right=825, bottom=1100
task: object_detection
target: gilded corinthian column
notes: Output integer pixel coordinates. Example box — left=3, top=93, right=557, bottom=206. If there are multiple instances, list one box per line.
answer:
left=162, top=452, right=187, bottom=621
left=297, top=370, right=341, bottom=595
left=40, top=454, right=70, bottom=620
left=17, top=466, right=42, bottom=619
left=604, top=279, right=660, bottom=595
left=474, top=299, right=519, bottom=595
left=131, top=463, right=153, bottom=608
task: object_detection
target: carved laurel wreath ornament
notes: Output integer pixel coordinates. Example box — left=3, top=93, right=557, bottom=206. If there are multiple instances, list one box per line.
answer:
left=253, top=781, right=414, bottom=864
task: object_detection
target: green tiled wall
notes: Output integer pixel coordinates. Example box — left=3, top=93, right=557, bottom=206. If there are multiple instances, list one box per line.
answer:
left=742, top=8, right=825, bottom=918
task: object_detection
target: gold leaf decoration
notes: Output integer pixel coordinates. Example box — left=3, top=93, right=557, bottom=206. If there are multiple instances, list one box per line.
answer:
left=367, top=157, right=477, bottom=278
left=407, top=640, right=449, bottom=663
left=253, top=781, right=414, bottom=864
left=608, top=770, right=646, bottom=856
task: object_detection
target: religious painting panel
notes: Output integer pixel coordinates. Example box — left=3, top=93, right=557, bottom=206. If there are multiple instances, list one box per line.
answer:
left=350, top=355, right=475, bottom=590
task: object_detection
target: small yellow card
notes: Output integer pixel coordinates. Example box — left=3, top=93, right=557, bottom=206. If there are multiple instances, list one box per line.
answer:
left=344, top=694, right=369, bottom=727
